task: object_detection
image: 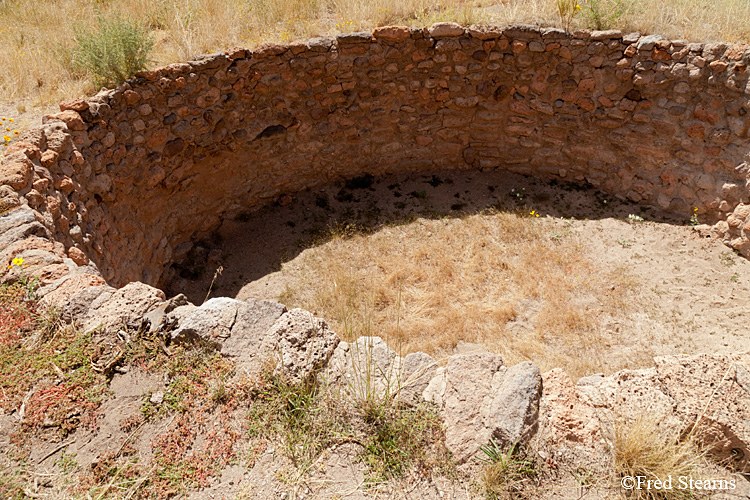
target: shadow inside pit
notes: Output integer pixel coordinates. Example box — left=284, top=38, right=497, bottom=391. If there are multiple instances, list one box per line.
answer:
left=163, top=168, right=688, bottom=305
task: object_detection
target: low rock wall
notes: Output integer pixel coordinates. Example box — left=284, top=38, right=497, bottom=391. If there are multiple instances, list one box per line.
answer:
left=3, top=23, right=750, bottom=288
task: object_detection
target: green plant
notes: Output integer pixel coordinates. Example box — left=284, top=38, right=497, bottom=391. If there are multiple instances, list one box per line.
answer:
left=580, top=0, right=628, bottom=30
left=556, top=0, right=582, bottom=31
left=689, top=207, right=700, bottom=227
left=70, top=14, right=153, bottom=87
left=628, top=214, right=645, bottom=223
left=247, top=365, right=343, bottom=471
left=617, top=238, right=634, bottom=248
left=478, top=440, right=537, bottom=500
left=55, top=449, right=78, bottom=474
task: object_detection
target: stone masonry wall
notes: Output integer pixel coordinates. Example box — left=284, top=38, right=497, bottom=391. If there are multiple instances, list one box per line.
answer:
left=3, top=23, right=750, bottom=290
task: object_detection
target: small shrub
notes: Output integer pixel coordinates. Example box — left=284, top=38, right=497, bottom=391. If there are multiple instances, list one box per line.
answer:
left=611, top=415, right=705, bottom=500
left=70, top=14, right=153, bottom=88
left=580, top=0, right=629, bottom=30
left=478, top=440, right=538, bottom=500
left=556, top=0, right=581, bottom=32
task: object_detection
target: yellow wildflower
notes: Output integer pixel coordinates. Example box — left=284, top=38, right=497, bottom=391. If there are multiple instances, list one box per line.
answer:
left=8, top=257, right=25, bottom=269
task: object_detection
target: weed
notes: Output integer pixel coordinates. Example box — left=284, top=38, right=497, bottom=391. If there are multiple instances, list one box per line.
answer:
left=478, top=440, right=538, bottom=500
left=359, top=402, right=449, bottom=482
left=628, top=214, right=645, bottom=223
left=247, top=365, right=344, bottom=471
left=70, top=14, right=154, bottom=87
left=730, top=273, right=739, bottom=282
left=720, top=251, right=736, bottom=267
left=580, top=0, right=629, bottom=30
left=55, top=449, right=78, bottom=474
left=556, top=0, right=582, bottom=31
left=617, top=238, right=634, bottom=248
left=690, top=207, right=700, bottom=227
left=610, top=415, right=705, bottom=500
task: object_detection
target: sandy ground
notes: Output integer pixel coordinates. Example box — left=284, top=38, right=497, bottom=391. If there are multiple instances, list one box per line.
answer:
left=166, top=168, right=750, bottom=374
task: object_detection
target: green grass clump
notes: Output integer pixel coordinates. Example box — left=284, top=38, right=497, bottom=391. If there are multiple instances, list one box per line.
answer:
left=71, top=14, right=153, bottom=88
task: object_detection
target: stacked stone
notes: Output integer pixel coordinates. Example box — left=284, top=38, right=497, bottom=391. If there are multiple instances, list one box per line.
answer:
left=2, top=23, right=750, bottom=291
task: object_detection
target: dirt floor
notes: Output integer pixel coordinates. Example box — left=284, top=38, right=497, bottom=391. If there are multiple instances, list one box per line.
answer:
left=166, top=168, right=750, bottom=378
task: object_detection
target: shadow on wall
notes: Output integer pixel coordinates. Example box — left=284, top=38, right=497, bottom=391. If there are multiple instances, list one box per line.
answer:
left=2, top=23, right=750, bottom=292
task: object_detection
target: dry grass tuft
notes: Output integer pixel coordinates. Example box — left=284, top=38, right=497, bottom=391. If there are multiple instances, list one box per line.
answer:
left=279, top=210, right=647, bottom=378
left=611, top=415, right=706, bottom=500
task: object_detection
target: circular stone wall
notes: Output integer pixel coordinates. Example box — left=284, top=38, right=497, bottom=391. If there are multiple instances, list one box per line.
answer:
left=3, top=23, right=750, bottom=289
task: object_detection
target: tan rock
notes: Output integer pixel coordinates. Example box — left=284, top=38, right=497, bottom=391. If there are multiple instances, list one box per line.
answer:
left=59, top=98, right=89, bottom=112
left=0, top=158, right=33, bottom=190
left=372, top=26, right=410, bottom=43
left=40, top=273, right=106, bottom=310
left=68, top=247, right=88, bottom=266
left=429, top=22, right=465, bottom=38
left=48, top=110, right=86, bottom=131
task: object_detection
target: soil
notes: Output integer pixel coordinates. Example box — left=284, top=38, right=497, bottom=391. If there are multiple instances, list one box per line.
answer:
left=167, top=168, right=750, bottom=367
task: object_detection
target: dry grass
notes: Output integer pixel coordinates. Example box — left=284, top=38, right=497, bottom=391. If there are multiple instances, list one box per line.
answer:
left=611, top=415, right=706, bottom=500
left=0, top=0, right=749, bottom=127
left=279, top=210, right=646, bottom=378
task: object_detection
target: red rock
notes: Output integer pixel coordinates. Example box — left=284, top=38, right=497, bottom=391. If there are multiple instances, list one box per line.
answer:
left=428, top=22, right=465, bottom=38
left=59, top=98, right=89, bottom=112
left=0, top=158, right=33, bottom=190
left=41, top=150, right=59, bottom=167
left=652, top=48, right=671, bottom=61
left=725, top=43, right=748, bottom=60
left=577, top=78, right=595, bottom=92
left=123, top=90, right=141, bottom=105
left=48, top=110, right=86, bottom=131
left=709, top=60, right=728, bottom=72
left=67, top=246, right=88, bottom=265
left=3, top=141, right=40, bottom=160
left=694, top=105, right=720, bottom=124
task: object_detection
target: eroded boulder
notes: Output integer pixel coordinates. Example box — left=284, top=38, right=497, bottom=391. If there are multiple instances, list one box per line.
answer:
left=83, top=282, right=165, bottom=332
left=423, top=352, right=544, bottom=463
left=171, top=301, right=338, bottom=384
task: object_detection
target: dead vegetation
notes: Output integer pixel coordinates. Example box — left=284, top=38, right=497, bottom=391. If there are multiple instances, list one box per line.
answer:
left=278, top=208, right=645, bottom=379
left=1, top=0, right=749, bottom=127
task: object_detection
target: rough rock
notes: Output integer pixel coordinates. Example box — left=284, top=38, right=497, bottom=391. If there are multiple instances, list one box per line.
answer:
left=424, top=353, right=545, bottom=463
left=324, top=337, right=439, bottom=407
left=83, top=282, right=165, bottom=332
left=485, top=361, right=542, bottom=446
left=171, top=297, right=243, bottom=346
left=429, top=22, right=465, bottom=38
left=62, top=285, right=114, bottom=324
left=0, top=159, right=33, bottom=190
left=265, top=308, right=340, bottom=384
left=142, top=293, right=189, bottom=334
left=537, top=368, right=606, bottom=467
left=653, top=353, right=750, bottom=470
left=398, top=351, right=439, bottom=406
left=171, top=297, right=286, bottom=352
left=40, top=273, right=107, bottom=311
left=372, top=26, right=410, bottom=42
left=324, top=337, right=401, bottom=403
left=172, top=301, right=337, bottom=384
